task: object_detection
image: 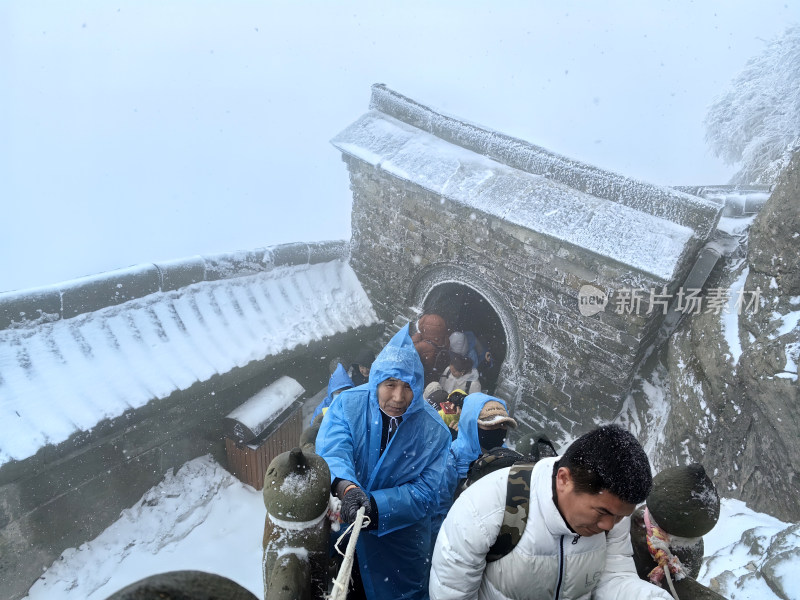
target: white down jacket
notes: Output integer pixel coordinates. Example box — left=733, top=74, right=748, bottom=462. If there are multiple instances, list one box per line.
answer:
left=429, top=457, right=672, bottom=600
left=438, top=366, right=482, bottom=395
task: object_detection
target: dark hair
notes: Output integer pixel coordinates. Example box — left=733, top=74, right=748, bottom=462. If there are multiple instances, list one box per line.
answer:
left=354, top=348, right=375, bottom=368
left=447, top=389, right=467, bottom=408
left=559, top=424, right=652, bottom=505
left=449, top=353, right=473, bottom=374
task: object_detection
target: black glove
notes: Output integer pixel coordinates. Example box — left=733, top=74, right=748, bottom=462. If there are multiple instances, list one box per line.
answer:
left=341, top=486, right=372, bottom=524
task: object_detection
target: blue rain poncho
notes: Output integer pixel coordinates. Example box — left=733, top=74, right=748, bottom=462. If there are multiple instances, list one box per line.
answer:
left=432, top=393, right=511, bottom=541
left=310, top=363, right=354, bottom=424
left=316, top=324, right=451, bottom=600
left=450, top=393, right=510, bottom=480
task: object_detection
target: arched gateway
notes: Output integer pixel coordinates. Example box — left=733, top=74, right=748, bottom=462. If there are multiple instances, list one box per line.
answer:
left=333, top=84, right=722, bottom=441
left=407, top=264, right=521, bottom=398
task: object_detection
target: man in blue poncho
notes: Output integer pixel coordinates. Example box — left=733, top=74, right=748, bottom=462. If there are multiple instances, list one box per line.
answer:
left=316, top=324, right=452, bottom=600
left=310, top=363, right=354, bottom=425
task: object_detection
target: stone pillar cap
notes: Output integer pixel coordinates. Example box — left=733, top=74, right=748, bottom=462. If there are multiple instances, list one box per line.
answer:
left=648, top=463, right=720, bottom=538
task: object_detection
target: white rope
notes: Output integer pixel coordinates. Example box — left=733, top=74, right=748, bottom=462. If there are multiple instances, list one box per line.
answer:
left=328, top=507, right=369, bottom=600
left=663, top=568, right=680, bottom=600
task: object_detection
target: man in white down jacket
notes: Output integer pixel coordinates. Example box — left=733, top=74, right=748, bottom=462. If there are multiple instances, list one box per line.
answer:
left=429, top=424, right=672, bottom=600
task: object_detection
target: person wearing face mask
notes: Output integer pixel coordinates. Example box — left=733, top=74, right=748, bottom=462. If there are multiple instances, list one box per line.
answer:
left=474, top=400, right=516, bottom=452
left=431, top=394, right=516, bottom=544
left=315, top=324, right=451, bottom=600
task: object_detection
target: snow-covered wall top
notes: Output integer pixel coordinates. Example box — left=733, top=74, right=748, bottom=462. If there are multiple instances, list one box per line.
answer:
left=364, top=84, right=722, bottom=237
left=333, top=107, right=696, bottom=281
left=0, top=240, right=349, bottom=331
left=0, top=258, right=378, bottom=466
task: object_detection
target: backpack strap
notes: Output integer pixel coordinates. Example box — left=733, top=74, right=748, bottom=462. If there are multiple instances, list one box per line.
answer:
left=486, top=463, right=534, bottom=562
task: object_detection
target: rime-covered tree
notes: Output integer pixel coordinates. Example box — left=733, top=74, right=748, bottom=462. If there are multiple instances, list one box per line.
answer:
left=705, top=24, right=800, bottom=186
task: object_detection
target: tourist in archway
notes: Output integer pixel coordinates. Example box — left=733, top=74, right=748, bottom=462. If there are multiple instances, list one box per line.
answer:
left=412, top=313, right=451, bottom=385
left=349, top=348, right=374, bottom=387
left=438, top=352, right=481, bottom=396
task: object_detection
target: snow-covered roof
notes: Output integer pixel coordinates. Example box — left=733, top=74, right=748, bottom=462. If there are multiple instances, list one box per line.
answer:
left=0, top=241, right=350, bottom=329
left=332, top=85, right=723, bottom=281
left=0, top=259, right=377, bottom=466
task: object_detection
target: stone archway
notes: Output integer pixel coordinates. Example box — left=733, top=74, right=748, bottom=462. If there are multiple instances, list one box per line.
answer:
left=338, top=84, right=724, bottom=437
left=406, top=264, right=522, bottom=399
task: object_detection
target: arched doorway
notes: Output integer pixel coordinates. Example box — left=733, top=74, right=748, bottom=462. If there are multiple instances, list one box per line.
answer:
left=421, top=282, right=506, bottom=393
left=406, top=264, right=522, bottom=399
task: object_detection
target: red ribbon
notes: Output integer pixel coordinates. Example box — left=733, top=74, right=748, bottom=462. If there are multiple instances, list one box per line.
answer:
left=643, top=507, right=685, bottom=584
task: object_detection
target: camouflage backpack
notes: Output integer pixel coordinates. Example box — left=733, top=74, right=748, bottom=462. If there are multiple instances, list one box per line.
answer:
left=461, top=435, right=557, bottom=562
left=486, top=463, right=534, bottom=562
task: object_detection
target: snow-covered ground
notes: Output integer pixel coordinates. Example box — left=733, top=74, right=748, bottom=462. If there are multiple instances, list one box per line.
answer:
left=23, top=457, right=266, bottom=600
left=698, top=500, right=799, bottom=600
left=22, top=455, right=799, bottom=600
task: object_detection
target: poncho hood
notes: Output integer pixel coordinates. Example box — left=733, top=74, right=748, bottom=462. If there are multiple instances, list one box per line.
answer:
left=451, top=392, right=510, bottom=478
left=368, top=324, right=426, bottom=417
left=327, top=363, right=354, bottom=396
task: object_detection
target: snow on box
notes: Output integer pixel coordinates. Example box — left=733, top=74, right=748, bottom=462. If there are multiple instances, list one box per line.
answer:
left=0, top=260, right=377, bottom=466
left=223, top=376, right=305, bottom=444
left=333, top=110, right=696, bottom=281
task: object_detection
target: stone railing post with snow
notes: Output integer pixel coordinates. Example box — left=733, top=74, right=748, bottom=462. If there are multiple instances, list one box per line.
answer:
left=262, top=447, right=331, bottom=600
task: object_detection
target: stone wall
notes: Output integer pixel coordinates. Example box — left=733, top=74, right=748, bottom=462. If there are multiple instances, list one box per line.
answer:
left=0, top=329, right=382, bottom=600
left=333, top=85, right=722, bottom=443
left=345, top=154, right=684, bottom=436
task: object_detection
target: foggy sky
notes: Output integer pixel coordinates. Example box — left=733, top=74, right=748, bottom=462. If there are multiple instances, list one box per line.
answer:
left=2, top=0, right=797, bottom=292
